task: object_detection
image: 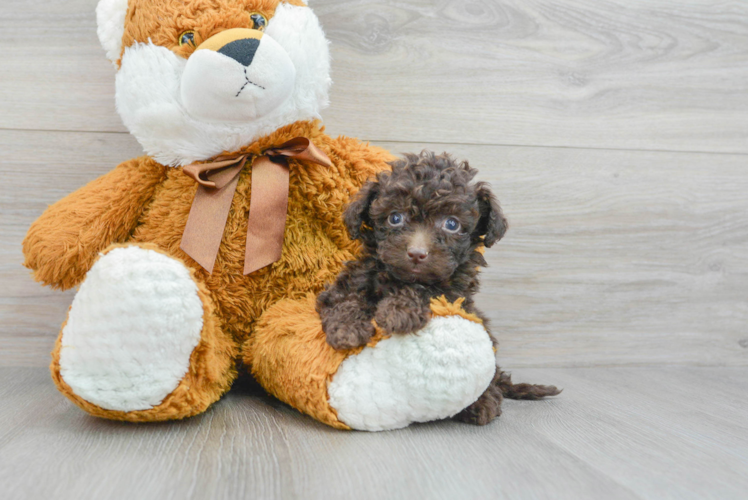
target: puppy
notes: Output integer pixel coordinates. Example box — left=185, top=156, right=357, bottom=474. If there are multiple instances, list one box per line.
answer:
left=317, top=151, right=560, bottom=425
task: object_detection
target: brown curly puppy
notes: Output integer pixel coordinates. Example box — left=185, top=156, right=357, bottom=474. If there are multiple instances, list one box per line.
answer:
left=317, top=151, right=560, bottom=425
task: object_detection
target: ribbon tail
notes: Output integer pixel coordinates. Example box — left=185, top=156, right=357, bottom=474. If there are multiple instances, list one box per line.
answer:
left=244, top=155, right=290, bottom=275
left=266, top=138, right=333, bottom=168
left=181, top=169, right=242, bottom=273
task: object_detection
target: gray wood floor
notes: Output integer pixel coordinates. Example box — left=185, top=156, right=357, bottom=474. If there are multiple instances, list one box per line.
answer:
left=1, top=367, right=747, bottom=500
left=1, top=0, right=747, bottom=499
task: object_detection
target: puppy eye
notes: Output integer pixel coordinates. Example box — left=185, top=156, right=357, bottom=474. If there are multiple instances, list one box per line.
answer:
left=388, top=212, right=405, bottom=227
left=250, top=13, right=268, bottom=31
left=179, top=31, right=197, bottom=48
left=442, top=217, right=461, bottom=233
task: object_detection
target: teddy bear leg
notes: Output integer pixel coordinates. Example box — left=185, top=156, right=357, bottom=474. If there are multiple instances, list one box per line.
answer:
left=243, top=294, right=497, bottom=431
left=50, top=244, right=237, bottom=422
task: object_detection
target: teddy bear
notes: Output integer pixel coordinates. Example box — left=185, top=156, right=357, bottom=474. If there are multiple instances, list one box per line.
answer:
left=21, top=0, right=503, bottom=431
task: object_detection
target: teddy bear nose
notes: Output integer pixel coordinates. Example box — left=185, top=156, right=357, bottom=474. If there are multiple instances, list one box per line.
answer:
left=407, top=248, right=429, bottom=264
left=218, top=38, right=260, bottom=67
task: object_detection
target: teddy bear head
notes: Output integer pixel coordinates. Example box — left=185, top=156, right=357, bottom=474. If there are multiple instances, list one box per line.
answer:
left=96, top=0, right=331, bottom=166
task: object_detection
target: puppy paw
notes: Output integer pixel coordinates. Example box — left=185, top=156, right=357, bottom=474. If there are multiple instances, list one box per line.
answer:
left=375, top=294, right=431, bottom=335
left=319, top=298, right=376, bottom=350
left=453, top=379, right=503, bottom=426
left=325, top=321, right=376, bottom=351
left=375, top=309, right=430, bottom=335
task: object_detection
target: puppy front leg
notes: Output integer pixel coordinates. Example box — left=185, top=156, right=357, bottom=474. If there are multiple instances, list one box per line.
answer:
left=319, top=297, right=376, bottom=350
left=375, top=287, right=431, bottom=335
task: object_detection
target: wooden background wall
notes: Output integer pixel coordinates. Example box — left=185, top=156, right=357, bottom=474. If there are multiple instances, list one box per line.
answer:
left=1, top=0, right=747, bottom=369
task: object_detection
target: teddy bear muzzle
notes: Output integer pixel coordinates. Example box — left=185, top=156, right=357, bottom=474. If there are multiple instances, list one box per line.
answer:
left=180, top=28, right=296, bottom=123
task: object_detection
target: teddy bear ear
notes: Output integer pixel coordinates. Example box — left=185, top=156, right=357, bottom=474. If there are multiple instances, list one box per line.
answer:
left=96, top=0, right=129, bottom=66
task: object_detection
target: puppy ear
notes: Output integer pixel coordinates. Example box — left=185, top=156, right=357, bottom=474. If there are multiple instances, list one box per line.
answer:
left=344, top=180, right=380, bottom=242
left=475, top=182, right=507, bottom=247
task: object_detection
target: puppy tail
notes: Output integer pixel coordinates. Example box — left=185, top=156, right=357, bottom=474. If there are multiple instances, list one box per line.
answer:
left=497, top=370, right=562, bottom=400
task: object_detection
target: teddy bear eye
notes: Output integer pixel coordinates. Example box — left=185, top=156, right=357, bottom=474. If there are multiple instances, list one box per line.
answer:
left=442, top=217, right=461, bottom=233
left=388, top=212, right=405, bottom=227
left=250, top=13, right=267, bottom=31
left=179, top=31, right=196, bottom=48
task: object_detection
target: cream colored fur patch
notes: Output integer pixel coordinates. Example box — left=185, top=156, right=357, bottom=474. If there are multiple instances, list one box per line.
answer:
left=59, top=246, right=204, bottom=412
left=114, top=2, right=331, bottom=166
left=96, top=0, right=128, bottom=64
left=327, top=316, right=496, bottom=431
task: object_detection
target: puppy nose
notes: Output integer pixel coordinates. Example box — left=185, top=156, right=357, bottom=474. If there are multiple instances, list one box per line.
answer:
left=218, top=38, right=260, bottom=66
left=407, top=248, right=429, bottom=264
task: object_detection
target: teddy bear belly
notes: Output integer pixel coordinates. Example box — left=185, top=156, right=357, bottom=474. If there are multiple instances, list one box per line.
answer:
left=131, top=174, right=353, bottom=341
left=327, top=315, right=496, bottom=431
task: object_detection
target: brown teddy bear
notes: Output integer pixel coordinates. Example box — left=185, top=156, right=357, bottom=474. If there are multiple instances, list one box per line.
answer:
left=22, top=0, right=506, bottom=431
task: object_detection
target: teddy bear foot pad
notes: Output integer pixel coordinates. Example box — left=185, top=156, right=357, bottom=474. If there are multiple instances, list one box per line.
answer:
left=56, top=246, right=204, bottom=412
left=328, top=315, right=496, bottom=431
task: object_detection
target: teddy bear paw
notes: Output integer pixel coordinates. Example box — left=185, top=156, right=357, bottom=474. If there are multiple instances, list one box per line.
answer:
left=57, top=246, right=204, bottom=412
left=327, top=315, right=496, bottom=431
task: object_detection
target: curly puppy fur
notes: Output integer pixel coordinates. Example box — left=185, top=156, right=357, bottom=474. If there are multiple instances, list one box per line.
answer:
left=317, top=151, right=560, bottom=425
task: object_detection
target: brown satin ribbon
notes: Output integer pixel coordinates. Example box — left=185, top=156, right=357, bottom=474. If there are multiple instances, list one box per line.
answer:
left=180, top=137, right=332, bottom=274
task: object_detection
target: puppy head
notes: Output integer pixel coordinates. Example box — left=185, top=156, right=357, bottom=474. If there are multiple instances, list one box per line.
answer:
left=95, top=0, right=330, bottom=166
left=345, top=151, right=507, bottom=284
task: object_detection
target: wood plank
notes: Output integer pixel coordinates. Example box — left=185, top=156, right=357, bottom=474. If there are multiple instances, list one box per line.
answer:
left=373, top=141, right=748, bottom=368
left=321, top=0, right=748, bottom=152
left=0, top=0, right=121, bottom=132
left=503, top=367, right=748, bottom=499
left=2, top=130, right=747, bottom=367
left=0, top=367, right=745, bottom=499
left=0, top=129, right=142, bottom=366
left=0, top=0, right=746, bottom=152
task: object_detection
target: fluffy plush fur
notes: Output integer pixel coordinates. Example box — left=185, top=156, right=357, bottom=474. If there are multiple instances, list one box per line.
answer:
left=28, top=120, right=394, bottom=421
left=327, top=313, right=496, bottom=431
left=244, top=294, right=496, bottom=431
left=114, top=0, right=330, bottom=166
left=51, top=244, right=238, bottom=422
left=59, top=245, right=205, bottom=412
left=317, top=151, right=560, bottom=425
left=96, top=0, right=129, bottom=64
left=24, top=0, right=393, bottom=422
left=23, top=0, right=553, bottom=428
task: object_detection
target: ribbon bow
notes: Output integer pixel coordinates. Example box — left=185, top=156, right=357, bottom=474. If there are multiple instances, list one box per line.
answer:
left=180, top=137, right=332, bottom=275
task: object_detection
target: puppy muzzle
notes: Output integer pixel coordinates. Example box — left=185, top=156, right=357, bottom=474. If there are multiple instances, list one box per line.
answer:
left=180, top=28, right=296, bottom=123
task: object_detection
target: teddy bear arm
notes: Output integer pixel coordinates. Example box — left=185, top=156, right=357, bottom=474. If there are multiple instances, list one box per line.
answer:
left=22, top=157, right=167, bottom=290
